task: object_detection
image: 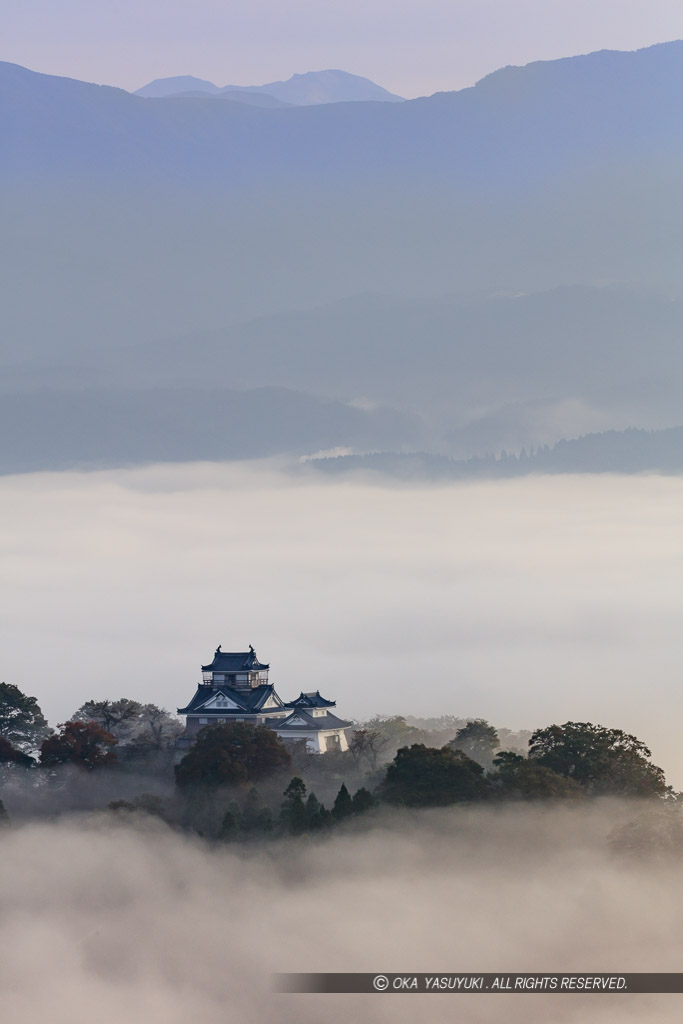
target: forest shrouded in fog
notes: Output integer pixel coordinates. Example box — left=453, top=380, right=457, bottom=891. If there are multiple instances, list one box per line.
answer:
left=2, top=804, right=683, bottom=1024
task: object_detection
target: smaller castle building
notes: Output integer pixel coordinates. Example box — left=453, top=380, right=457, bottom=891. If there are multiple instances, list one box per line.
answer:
left=177, top=645, right=351, bottom=754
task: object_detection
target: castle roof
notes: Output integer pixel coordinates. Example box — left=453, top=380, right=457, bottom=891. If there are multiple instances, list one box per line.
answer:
left=269, top=709, right=351, bottom=732
left=178, top=683, right=282, bottom=715
left=201, top=646, right=269, bottom=673
left=283, top=691, right=336, bottom=709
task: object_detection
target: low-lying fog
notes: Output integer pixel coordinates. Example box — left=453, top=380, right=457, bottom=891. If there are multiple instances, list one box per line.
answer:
left=1, top=803, right=681, bottom=1023
left=2, top=463, right=682, bottom=781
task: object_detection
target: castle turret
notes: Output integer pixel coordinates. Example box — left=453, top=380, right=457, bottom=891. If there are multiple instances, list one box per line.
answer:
left=201, top=645, right=269, bottom=690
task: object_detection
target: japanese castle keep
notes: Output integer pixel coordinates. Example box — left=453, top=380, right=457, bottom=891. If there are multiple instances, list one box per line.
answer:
left=177, top=645, right=351, bottom=754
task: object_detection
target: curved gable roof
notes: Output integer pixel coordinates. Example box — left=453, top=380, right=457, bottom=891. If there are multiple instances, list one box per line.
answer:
left=284, top=690, right=336, bottom=709
left=202, top=646, right=269, bottom=672
left=272, top=709, right=351, bottom=731
left=178, top=683, right=281, bottom=715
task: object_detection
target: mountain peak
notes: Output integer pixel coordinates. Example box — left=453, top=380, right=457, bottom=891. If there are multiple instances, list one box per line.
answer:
left=135, top=75, right=219, bottom=98
left=134, top=69, right=404, bottom=105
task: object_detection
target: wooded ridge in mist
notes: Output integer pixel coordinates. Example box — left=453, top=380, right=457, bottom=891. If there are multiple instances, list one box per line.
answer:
left=0, top=678, right=674, bottom=846
left=308, top=427, right=683, bottom=480
left=0, top=400, right=681, bottom=477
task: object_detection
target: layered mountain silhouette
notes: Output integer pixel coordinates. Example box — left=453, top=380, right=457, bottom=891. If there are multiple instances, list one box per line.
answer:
left=5, top=42, right=683, bottom=185
left=167, top=89, right=291, bottom=108
left=3, top=43, right=683, bottom=471
left=134, top=69, right=404, bottom=105
left=135, top=74, right=220, bottom=97
left=308, top=427, right=683, bottom=480
left=9, top=284, right=682, bottom=458
left=0, top=387, right=417, bottom=475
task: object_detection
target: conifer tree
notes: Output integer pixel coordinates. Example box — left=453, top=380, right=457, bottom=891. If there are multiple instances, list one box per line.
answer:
left=218, top=802, right=243, bottom=842
left=351, top=787, right=377, bottom=814
left=243, top=787, right=274, bottom=835
left=280, top=776, right=308, bottom=834
left=332, top=783, right=354, bottom=821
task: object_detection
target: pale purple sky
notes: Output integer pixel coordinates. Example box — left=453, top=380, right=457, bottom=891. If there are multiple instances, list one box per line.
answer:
left=3, top=0, right=683, bottom=97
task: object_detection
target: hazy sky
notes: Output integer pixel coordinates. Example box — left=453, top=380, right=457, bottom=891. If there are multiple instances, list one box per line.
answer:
left=3, top=464, right=683, bottom=784
left=4, top=0, right=683, bottom=96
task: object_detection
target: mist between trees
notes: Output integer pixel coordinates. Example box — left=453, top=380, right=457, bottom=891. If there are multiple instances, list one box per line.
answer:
left=0, top=681, right=681, bottom=860
left=3, top=804, right=683, bottom=1024
left=4, top=686, right=683, bottom=1024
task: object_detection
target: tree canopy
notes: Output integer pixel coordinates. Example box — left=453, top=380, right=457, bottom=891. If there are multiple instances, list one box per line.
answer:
left=363, top=716, right=421, bottom=758
left=40, top=721, right=117, bottom=770
left=449, top=719, right=500, bottom=767
left=491, top=751, right=583, bottom=800
left=0, top=682, right=51, bottom=752
left=175, top=721, right=291, bottom=789
left=72, top=698, right=142, bottom=740
left=72, top=699, right=181, bottom=750
left=529, top=722, right=667, bottom=797
left=0, top=735, right=35, bottom=768
left=381, top=743, right=487, bottom=807
left=348, top=728, right=389, bottom=770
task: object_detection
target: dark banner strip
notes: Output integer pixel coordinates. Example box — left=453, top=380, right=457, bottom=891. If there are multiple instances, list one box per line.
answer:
left=274, top=973, right=683, bottom=994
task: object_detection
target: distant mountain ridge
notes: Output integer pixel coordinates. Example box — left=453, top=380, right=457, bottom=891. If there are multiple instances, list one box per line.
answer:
left=308, top=427, right=683, bottom=480
left=38, top=284, right=679, bottom=458
left=135, top=74, right=219, bottom=97
left=177, top=90, right=291, bottom=108
left=134, top=69, right=404, bottom=105
left=5, top=43, right=683, bottom=470
left=0, top=387, right=416, bottom=475
left=6, top=41, right=683, bottom=191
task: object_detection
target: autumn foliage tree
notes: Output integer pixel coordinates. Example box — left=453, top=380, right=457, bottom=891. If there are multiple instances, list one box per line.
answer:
left=39, top=721, right=117, bottom=770
left=72, top=699, right=182, bottom=754
left=175, top=721, right=291, bottom=789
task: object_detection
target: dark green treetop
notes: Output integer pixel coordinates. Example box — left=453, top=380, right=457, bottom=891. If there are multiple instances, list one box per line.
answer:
left=0, top=682, right=51, bottom=753
left=529, top=722, right=667, bottom=797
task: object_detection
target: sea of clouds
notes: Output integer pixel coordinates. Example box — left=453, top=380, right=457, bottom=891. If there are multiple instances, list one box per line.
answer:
left=1, top=802, right=682, bottom=1023
left=1, top=463, right=682, bottom=781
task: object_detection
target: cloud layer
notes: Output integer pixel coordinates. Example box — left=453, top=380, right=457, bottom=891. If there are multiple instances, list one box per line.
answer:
left=0, top=804, right=681, bottom=1023
left=1, top=464, right=682, bottom=782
